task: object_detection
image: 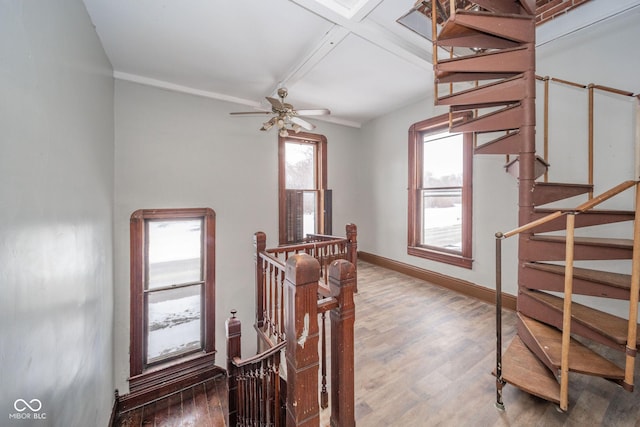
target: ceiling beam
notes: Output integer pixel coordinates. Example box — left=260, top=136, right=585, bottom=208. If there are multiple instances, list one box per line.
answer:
left=288, top=0, right=432, bottom=70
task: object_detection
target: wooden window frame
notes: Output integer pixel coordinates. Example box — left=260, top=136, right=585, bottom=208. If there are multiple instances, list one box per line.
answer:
left=129, top=207, right=216, bottom=390
left=278, top=132, right=329, bottom=245
left=408, top=112, right=473, bottom=269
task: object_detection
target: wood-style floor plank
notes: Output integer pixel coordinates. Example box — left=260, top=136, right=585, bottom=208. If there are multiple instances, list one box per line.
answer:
left=140, top=400, right=155, bottom=426
left=353, top=261, right=640, bottom=427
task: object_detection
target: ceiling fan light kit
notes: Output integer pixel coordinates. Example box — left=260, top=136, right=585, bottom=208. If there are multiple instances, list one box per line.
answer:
left=231, top=87, right=330, bottom=135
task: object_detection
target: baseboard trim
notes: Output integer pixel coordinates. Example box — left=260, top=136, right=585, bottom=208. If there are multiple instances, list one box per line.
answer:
left=117, top=365, right=225, bottom=413
left=358, top=251, right=517, bottom=311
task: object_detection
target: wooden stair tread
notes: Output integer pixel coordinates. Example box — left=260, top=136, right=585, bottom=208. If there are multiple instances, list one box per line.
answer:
left=474, top=130, right=521, bottom=155
left=499, top=335, right=560, bottom=404
left=440, top=10, right=534, bottom=45
left=438, top=24, right=519, bottom=49
left=524, top=262, right=631, bottom=291
left=532, top=182, right=592, bottom=206
left=435, top=45, right=530, bottom=74
left=518, top=313, right=625, bottom=380
left=451, top=102, right=523, bottom=133
left=522, top=290, right=640, bottom=345
left=437, top=74, right=524, bottom=106
left=436, top=71, right=519, bottom=84
left=530, top=235, right=634, bottom=250
left=534, top=208, right=635, bottom=216
left=529, top=208, right=635, bottom=232
left=438, top=45, right=527, bottom=64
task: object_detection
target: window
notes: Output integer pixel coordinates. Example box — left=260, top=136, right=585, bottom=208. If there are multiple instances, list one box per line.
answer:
left=408, top=112, right=472, bottom=268
left=279, top=132, right=330, bottom=244
left=129, top=208, right=215, bottom=383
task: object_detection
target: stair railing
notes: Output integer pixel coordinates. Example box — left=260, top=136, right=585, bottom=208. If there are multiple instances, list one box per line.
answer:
left=226, top=311, right=287, bottom=427
left=254, top=224, right=357, bottom=351
left=231, top=226, right=357, bottom=427
left=534, top=74, right=638, bottom=196
left=495, top=179, right=640, bottom=410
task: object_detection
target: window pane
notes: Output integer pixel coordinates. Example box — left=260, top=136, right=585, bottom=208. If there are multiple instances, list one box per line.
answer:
left=147, top=285, right=202, bottom=363
left=422, top=188, right=462, bottom=251
left=303, top=191, right=317, bottom=235
left=423, top=133, right=463, bottom=187
left=147, top=220, right=202, bottom=289
left=285, top=142, right=315, bottom=189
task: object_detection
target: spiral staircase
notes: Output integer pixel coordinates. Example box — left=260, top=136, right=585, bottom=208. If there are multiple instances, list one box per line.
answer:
left=425, top=0, right=639, bottom=411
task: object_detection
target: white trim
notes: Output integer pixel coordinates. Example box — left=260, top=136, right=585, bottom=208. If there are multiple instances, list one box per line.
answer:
left=113, top=71, right=361, bottom=128
left=113, top=71, right=264, bottom=110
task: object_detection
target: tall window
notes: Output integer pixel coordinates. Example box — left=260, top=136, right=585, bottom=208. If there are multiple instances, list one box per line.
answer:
left=279, top=132, right=330, bottom=244
left=130, top=208, right=215, bottom=382
left=408, top=112, right=472, bottom=268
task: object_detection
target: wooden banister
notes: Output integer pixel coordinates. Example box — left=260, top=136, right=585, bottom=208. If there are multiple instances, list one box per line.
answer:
left=226, top=310, right=241, bottom=427
left=496, top=181, right=640, bottom=408
left=575, top=180, right=637, bottom=212
left=328, top=259, right=356, bottom=427
left=284, top=254, right=321, bottom=426
left=535, top=74, right=637, bottom=189
left=502, top=210, right=564, bottom=238
left=625, top=183, right=640, bottom=391
left=255, top=232, right=267, bottom=332
left=560, top=214, right=576, bottom=411
left=248, top=226, right=358, bottom=426
left=226, top=310, right=286, bottom=427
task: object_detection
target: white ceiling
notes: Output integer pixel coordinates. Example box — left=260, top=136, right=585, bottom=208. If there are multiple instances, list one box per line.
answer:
left=82, top=0, right=640, bottom=129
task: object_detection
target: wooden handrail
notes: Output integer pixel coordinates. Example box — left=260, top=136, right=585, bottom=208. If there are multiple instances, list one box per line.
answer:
left=535, top=74, right=636, bottom=191
left=232, top=340, right=287, bottom=368
left=575, top=180, right=637, bottom=212
left=501, top=180, right=639, bottom=239
left=501, top=210, right=564, bottom=239
left=625, top=184, right=640, bottom=391
left=260, top=250, right=285, bottom=269
left=543, top=76, right=549, bottom=183
left=559, top=214, right=576, bottom=411
left=536, top=74, right=636, bottom=97
left=265, top=238, right=346, bottom=256
left=589, top=84, right=594, bottom=198
left=496, top=180, right=640, bottom=410
left=250, top=226, right=357, bottom=426
left=317, top=296, right=339, bottom=313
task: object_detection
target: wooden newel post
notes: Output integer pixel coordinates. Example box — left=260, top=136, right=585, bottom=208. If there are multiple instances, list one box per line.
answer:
left=329, top=259, right=356, bottom=427
left=226, top=310, right=242, bottom=427
left=345, top=223, right=358, bottom=292
left=284, top=254, right=320, bottom=427
left=255, top=232, right=266, bottom=332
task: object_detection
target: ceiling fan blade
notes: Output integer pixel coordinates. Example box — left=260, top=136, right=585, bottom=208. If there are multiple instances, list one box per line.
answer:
left=295, top=108, right=330, bottom=116
left=290, top=116, right=315, bottom=131
left=266, top=96, right=285, bottom=111
left=230, top=111, right=272, bottom=116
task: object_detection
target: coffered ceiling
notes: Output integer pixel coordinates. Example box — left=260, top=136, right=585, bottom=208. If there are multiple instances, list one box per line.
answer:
left=82, top=0, right=640, bottom=128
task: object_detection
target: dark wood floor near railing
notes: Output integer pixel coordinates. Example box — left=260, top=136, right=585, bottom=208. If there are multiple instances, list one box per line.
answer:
left=116, top=260, right=640, bottom=426
left=115, top=375, right=227, bottom=427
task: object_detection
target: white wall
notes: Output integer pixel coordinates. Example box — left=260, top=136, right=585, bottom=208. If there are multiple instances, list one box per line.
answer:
left=113, top=80, right=362, bottom=393
left=358, top=9, right=640, bottom=303
left=0, top=1, right=115, bottom=426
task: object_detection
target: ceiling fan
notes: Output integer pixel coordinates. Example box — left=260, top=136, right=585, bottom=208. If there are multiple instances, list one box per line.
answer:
left=230, top=88, right=330, bottom=137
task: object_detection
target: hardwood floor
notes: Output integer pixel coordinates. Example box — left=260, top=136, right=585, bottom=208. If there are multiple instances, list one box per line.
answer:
left=115, top=375, right=227, bottom=427
left=116, top=260, right=640, bottom=426
left=353, top=261, right=640, bottom=427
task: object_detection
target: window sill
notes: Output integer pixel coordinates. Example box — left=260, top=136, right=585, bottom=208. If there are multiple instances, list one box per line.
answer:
left=129, top=351, right=216, bottom=394
left=407, top=246, right=472, bottom=269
